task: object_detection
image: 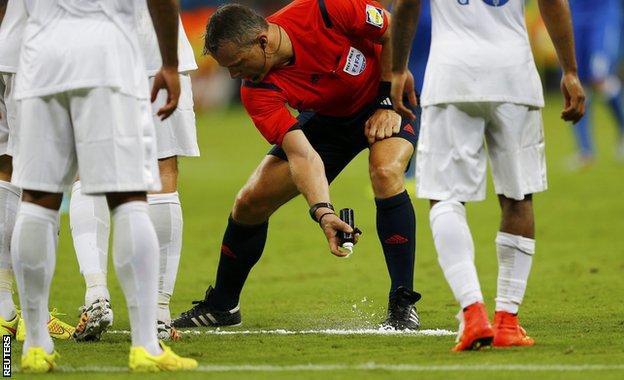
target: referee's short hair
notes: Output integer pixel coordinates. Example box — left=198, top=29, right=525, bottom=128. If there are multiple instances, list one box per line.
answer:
left=204, top=4, right=269, bottom=55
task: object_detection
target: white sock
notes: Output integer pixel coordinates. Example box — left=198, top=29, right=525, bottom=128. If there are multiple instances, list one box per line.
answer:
left=148, top=192, right=183, bottom=325
left=0, top=181, right=20, bottom=320
left=70, top=181, right=111, bottom=305
left=430, top=201, right=483, bottom=309
left=112, top=201, right=161, bottom=356
left=11, top=202, right=56, bottom=353
left=495, top=232, right=535, bottom=314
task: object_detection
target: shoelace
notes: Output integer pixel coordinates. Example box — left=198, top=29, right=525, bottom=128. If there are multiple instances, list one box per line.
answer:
left=181, top=299, right=209, bottom=317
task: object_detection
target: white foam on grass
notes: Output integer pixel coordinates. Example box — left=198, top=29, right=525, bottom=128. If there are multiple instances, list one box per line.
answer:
left=107, top=328, right=455, bottom=336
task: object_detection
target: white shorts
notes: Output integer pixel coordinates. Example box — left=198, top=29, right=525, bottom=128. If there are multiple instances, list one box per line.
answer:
left=416, top=102, right=547, bottom=202
left=150, top=73, right=199, bottom=159
left=0, top=73, right=17, bottom=156
left=12, top=87, right=161, bottom=194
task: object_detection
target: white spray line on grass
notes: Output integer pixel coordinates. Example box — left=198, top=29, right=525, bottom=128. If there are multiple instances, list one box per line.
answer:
left=51, top=363, right=624, bottom=373
left=107, top=328, right=456, bottom=336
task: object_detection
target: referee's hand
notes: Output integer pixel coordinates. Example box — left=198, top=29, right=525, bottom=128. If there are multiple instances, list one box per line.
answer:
left=560, top=71, right=585, bottom=124
left=151, top=66, right=181, bottom=121
left=319, top=213, right=354, bottom=257
left=390, top=70, right=418, bottom=120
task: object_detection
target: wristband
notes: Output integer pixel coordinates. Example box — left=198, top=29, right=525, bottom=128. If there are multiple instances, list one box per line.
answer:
left=376, top=81, right=394, bottom=110
left=309, top=202, right=334, bottom=222
left=318, top=212, right=335, bottom=226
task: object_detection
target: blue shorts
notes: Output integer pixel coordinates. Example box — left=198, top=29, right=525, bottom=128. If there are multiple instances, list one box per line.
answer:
left=269, top=103, right=420, bottom=183
left=574, top=12, right=622, bottom=82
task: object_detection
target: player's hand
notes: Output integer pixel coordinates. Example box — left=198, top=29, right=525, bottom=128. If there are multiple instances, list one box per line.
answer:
left=390, top=70, right=418, bottom=120
left=151, top=66, right=181, bottom=121
left=318, top=212, right=355, bottom=257
left=364, top=109, right=402, bottom=145
left=560, top=71, right=586, bottom=124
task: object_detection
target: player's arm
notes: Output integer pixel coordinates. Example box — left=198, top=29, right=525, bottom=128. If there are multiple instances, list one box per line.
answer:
left=146, top=0, right=180, bottom=120
left=389, top=0, right=421, bottom=120
left=364, top=20, right=412, bottom=144
left=538, top=0, right=585, bottom=123
left=281, top=131, right=354, bottom=257
left=0, top=0, right=8, bottom=25
left=242, top=86, right=354, bottom=257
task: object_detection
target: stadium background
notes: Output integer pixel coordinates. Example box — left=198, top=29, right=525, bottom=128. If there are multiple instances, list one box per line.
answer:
left=13, top=1, right=623, bottom=378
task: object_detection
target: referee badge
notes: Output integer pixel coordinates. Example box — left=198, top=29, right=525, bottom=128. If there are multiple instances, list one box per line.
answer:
left=365, top=5, right=384, bottom=28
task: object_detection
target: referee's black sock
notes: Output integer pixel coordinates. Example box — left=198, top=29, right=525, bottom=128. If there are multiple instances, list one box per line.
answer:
left=210, top=216, right=268, bottom=310
left=375, top=190, right=416, bottom=294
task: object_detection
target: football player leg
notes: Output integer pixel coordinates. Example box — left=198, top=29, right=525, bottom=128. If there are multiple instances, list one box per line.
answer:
left=69, top=181, right=113, bottom=341
left=0, top=76, right=20, bottom=335
left=492, top=195, right=535, bottom=347
left=0, top=154, right=19, bottom=337
left=418, top=104, right=493, bottom=351
left=173, top=155, right=299, bottom=328
left=149, top=156, right=183, bottom=340
left=368, top=137, right=421, bottom=330
left=486, top=102, right=545, bottom=347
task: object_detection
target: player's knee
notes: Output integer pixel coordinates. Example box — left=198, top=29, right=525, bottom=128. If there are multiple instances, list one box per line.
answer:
left=369, top=161, right=403, bottom=195
left=232, top=187, right=273, bottom=223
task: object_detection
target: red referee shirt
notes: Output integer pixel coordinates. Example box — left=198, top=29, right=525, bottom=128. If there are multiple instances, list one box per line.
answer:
left=241, top=0, right=388, bottom=145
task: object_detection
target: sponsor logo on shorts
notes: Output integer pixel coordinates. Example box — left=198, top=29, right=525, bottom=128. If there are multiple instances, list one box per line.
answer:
left=343, top=47, right=367, bottom=76
left=366, top=5, right=384, bottom=28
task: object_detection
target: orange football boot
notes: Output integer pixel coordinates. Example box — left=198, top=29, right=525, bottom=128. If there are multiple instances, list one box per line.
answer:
left=452, top=303, right=494, bottom=352
left=492, top=311, right=535, bottom=347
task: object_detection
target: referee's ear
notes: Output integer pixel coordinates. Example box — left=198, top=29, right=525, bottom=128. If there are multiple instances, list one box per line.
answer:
left=259, top=35, right=268, bottom=50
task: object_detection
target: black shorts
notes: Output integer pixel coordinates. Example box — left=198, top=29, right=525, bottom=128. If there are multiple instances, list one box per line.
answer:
left=269, top=103, right=420, bottom=183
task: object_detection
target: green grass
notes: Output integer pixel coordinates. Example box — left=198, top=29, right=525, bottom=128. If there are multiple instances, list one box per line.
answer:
left=10, top=96, right=624, bottom=379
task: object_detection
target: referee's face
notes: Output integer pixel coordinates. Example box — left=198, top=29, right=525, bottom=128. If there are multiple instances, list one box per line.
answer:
left=214, top=41, right=268, bottom=82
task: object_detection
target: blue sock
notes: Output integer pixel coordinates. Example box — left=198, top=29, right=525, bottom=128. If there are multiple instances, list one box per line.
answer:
left=607, top=94, right=624, bottom=135
left=211, top=216, right=268, bottom=310
left=573, top=97, right=594, bottom=157
left=375, top=190, right=416, bottom=293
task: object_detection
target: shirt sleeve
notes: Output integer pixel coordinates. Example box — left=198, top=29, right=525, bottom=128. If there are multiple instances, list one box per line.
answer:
left=324, top=0, right=388, bottom=41
left=240, top=82, right=298, bottom=146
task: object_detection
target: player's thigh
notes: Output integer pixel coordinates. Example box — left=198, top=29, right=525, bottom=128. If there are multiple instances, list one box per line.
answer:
left=70, top=88, right=160, bottom=195
left=416, top=103, right=488, bottom=202
left=151, top=73, right=200, bottom=159
left=485, top=103, right=547, bottom=201
left=233, top=154, right=300, bottom=224
left=12, top=94, right=77, bottom=192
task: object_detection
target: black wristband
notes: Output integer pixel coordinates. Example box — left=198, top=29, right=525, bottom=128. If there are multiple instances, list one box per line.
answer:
left=377, top=81, right=394, bottom=110
left=318, top=212, right=335, bottom=226
left=309, top=202, right=334, bottom=222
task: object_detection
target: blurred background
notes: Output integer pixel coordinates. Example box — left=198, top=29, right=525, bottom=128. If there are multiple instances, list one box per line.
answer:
left=180, top=0, right=624, bottom=168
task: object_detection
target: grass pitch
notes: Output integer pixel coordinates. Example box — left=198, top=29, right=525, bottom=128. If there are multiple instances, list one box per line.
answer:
left=10, top=96, right=624, bottom=379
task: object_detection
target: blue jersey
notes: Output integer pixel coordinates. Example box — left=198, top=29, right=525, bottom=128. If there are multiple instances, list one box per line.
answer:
left=571, top=0, right=622, bottom=81
left=570, top=0, right=620, bottom=26
left=408, top=0, right=431, bottom=93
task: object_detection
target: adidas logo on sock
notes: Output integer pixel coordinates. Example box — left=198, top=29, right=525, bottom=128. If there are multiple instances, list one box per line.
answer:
left=384, top=234, right=409, bottom=245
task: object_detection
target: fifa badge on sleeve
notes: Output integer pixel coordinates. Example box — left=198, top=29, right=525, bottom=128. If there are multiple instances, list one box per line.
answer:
left=365, top=5, right=384, bottom=28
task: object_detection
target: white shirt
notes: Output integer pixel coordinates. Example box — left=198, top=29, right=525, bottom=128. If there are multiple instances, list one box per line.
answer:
left=135, top=0, right=198, bottom=76
left=422, top=0, right=544, bottom=108
left=15, top=0, right=148, bottom=100
left=0, top=0, right=27, bottom=73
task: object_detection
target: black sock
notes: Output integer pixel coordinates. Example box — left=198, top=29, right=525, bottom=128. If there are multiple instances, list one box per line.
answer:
left=210, top=216, right=268, bottom=310
left=375, top=190, right=416, bottom=294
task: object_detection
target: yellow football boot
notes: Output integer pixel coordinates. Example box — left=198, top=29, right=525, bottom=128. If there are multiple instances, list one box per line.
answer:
left=0, top=313, right=19, bottom=338
left=129, top=342, right=198, bottom=372
left=17, top=309, right=75, bottom=341
left=21, top=347, right=59, bottom=374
